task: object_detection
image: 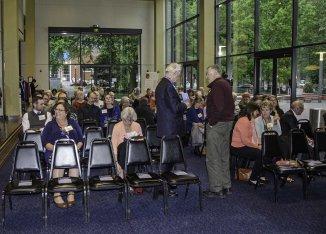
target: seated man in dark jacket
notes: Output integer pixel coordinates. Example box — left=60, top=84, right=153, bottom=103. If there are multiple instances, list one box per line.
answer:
left=135, top=97, right=156, bottom=126
left=280, top=100, right=304, bottom=157
left=77, top=91, right=101, bottom=127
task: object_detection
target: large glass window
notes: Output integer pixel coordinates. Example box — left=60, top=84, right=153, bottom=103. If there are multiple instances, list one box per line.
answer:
left=259, top=0, right=292, bottom=51
left=215, top=0, right=326, bottom=122
left=49, top=29, right=141, bottom=97
left=166, top=0, right=199, bottom=90
left=231, top=0, right=254, bottom=54
left=298, top=0, right=326, bottom=46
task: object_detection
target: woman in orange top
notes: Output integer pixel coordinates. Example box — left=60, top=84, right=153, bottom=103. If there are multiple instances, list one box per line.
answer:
left=231, top=102, right=262, bottom=185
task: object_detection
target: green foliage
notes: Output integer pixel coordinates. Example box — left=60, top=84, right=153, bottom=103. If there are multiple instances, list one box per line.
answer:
left=303, top=82, right=314, bottom=93
left=49, top=32, right=140, bottom=95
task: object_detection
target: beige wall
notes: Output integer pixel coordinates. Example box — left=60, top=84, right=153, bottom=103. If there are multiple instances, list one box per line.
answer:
left=34, top=0, right=155, bottom=90
left=154, top=0, right=165, bottom=78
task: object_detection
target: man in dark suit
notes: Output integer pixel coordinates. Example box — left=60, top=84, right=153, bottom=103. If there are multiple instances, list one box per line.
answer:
left=155, top=63, right=188, bottom=197
left=280, top=100, right=304, bottom=157
left=155, top=63, right=188, bottom=138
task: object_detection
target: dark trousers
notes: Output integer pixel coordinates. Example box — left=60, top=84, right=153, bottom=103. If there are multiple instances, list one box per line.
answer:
left=230, top=146, right=261, bottom=180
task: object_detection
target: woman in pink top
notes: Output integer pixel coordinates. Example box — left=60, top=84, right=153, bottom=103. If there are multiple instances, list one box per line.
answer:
left=231, top=102, right=262, bottom=184
left=111, top=107, right=142, bottom=175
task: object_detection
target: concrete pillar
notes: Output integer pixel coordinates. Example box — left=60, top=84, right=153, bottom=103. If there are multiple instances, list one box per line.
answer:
left=198, top=0, right=215, bottom=88
left=154, top=0, right=165, bottom=77
left=3, top=0, right=21, bottom=117
left=25, top=0, right=35, bottom=78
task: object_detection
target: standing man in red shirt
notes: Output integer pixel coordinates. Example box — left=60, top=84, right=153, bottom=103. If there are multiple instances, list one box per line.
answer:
left=204, top=65, right=235, bottom=198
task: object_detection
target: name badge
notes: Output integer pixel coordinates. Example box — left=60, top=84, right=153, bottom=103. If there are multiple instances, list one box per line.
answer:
left=38, top=115, right=46, bottom=121
left=197, top=113, right=203, bottom=118
left=64, top=125, right=73, bottom=132
left=102, top=109, right=107, bottom=114
left=183, top=114, right=187, bottom=121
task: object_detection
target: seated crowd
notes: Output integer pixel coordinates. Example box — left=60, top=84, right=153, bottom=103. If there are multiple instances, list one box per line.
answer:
left=19, top=66, right=322, bottom=209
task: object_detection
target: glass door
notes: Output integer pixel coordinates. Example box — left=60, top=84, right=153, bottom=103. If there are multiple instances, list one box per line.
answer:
left=184, top=63, right=198, bottom=91
left=258, top=56, right=291, bottom=96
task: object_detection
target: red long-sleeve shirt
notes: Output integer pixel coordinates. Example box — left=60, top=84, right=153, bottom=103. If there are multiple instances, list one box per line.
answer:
left=206, top=78, right=235, bottom=125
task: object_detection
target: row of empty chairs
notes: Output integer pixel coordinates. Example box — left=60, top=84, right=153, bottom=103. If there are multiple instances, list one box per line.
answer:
left=2, top=134, right=202, bottom=229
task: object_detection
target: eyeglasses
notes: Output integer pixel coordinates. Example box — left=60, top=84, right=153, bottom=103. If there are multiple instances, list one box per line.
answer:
left=55, top=108, right=66, bottom=112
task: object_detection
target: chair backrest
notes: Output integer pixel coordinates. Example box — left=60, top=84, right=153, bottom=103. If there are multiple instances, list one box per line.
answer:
left=290, top=128, right=309, bottom=158
left=82, top=119, right=98, bottom=133
left=146, top=125, right=160, bottom=149
left=13, top=141, right=42, bottom=178
left=136, top=118, right=147, bottom=137
left=261, top=131, right=282, bottom=162
left=107, top=119, right=118, bottom=137
left=23, top=130, right=43, bottom=152
left=298, top=119, right=313, bottom=138
left=160, top=135, right=185, bottom=167
left=84, top=127, right=103, bottom=151
left=314, top=128, right=326, bottom=153
left=50, top=139, right=81, bottom=178
left=125, top=139, right=151, bottom=170
left=88, top=138, right=116, bottom=176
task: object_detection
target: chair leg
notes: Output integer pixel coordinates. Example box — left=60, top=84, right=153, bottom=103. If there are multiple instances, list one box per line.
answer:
left=163, top=183, right=168, bottom=215
left=87, top=189, right=90, bottom=221
left=273, top=173, right=278, bottom=203
left=83, top=189, right=88, bottom=223
left=125, top=185, right=130, bottom=220
left=8, top=195, right=12, bottom=211
left=302, top=173, right=308, bottom=200
left=184, top=184, right=189, bottom=199
left=235, top=156, right=239, bottom=180
left=44, top=190, right=48, bottom=228
left=118, top=189, right=123, bottom=203
left=198, top=182, right=203, bottom=211
left=2, top=192, right=5, bottom=229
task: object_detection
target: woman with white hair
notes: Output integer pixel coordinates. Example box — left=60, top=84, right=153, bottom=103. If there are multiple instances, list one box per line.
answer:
left=111, top=107, right=142, bottom=174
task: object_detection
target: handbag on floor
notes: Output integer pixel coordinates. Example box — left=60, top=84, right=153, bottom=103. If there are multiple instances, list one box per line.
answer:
left=235, top=168, right=252, bottom=181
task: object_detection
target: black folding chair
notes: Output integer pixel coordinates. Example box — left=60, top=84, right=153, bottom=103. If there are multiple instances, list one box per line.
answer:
left=81, top=119, right=98, bottom=134
left=160, top=135, right=202, bottom=211
left=146, top=125, right=161, bottom=165
left=136, top=118, right=147, bottom=137
left=290, top=128, right=311, bottom=160
left=44, top=139, right=87, bottom=226
left=259, top=131, right=307, bottom=202
left=299, top=128, right=326, bottom=183
left=23, top=130, right=47, bottom=176
left=298, top=119, right=314, bottom=139
left=86, top=138, right=126, bottom=221
left=124, top=139, right=167, bottom=219
left=106, top=119, right=119, bottom=139
left=81, top=127, right=103, bottom=175
left=2, top=141, right=45, bottom=229
left=314, top=128, right=326, bottom=161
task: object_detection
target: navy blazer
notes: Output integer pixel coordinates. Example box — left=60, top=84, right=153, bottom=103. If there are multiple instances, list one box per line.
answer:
left=155, top=77, right=187, bottom=138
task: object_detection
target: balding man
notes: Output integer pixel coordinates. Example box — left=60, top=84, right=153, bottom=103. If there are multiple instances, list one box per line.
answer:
left=280, top=100, right=304, bottom=136
left=204, top=64, right=235, bottom=199
left=280, top=100, right=304, bottom=157
left=155, top=63, right=188, bottom=138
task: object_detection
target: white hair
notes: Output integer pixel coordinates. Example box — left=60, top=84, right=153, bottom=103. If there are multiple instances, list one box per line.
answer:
left=121, top=107, right=137, bottom=122
left=165, top=63, right=182, bottom=78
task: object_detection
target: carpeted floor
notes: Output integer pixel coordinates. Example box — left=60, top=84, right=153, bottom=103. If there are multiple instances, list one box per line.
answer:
left=0, top=148, right=325, bottom=233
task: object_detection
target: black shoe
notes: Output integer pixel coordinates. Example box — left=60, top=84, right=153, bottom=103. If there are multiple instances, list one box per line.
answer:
left=203, top=190, right=225, bottom=199
left=224, top=188, right=232, bottom=195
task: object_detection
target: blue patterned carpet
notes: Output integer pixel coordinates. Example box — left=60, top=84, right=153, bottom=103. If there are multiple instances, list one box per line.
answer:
left=0, top=148, right=325, bottom=233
